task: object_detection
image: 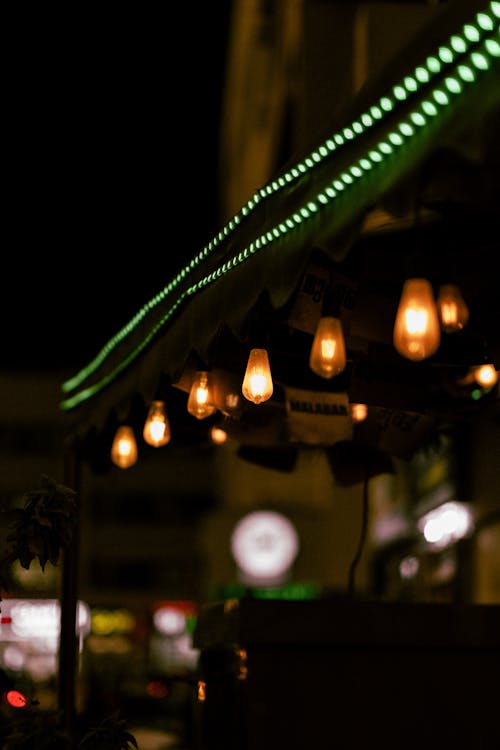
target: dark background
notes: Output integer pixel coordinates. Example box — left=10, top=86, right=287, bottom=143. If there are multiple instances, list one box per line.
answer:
left=4, top=5, right=232, bottom=372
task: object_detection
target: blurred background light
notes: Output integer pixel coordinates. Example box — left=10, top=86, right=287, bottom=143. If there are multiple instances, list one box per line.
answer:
left=418, top=501, right=474, bottom=549
left=230, top=510, right=299, bottom=587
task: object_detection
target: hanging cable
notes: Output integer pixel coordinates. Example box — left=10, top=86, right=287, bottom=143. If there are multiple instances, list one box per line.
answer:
left=348, top=463, right=370, bottom=597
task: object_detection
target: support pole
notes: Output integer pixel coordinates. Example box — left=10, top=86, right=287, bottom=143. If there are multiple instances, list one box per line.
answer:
left=58, top=437, right=82, bottom=744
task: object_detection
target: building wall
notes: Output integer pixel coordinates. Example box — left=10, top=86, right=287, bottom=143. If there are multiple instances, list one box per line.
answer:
left=219, top=0, right=437, bottom=221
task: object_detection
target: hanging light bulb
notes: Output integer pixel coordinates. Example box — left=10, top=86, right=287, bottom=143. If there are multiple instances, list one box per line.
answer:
left=210, top=425, right=228, bottom=445
left=211, top=369, right=243, bottom=417
left=224, top=391, right=241, bottom=415
left=143, top=400, right=171, bottom=447
left=242, top=348, right=273, bottom=404
left=393, top=278, right=440, bottom=361
left=436, top=284, right=469, bottom=333
left=474, top=364, right=498, bottom=388
left=111, top=425, right=138, bottom=469
left=187, top=371, right=216, bottom=419
left=309, top=316, right=346, bottom=378
left=351, top=403, right=368, bottom=424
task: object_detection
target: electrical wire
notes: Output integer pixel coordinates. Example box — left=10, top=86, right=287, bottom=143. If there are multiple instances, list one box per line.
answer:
left=348, top=464, right=370, bottom=597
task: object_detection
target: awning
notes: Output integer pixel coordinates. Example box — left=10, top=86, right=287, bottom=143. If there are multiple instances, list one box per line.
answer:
left=60, top=0, right=500, bottom=476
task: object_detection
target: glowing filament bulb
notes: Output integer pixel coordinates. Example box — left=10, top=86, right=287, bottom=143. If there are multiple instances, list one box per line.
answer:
left=405, top=308, right=428, bottom=334
left=393, top=278, right=440, bottom=361
left=111, top=425, right=138, bottom=469
left=143, top=400, right=171, bottom=447
left=225, top=392, right=240, bottom=412
left=187, top=371, right=216, bottom=419
left=474, top=364, right=498, bottom=388
left=242, top=348, right=273, bottom=404
left=309, top=316, right=346, bottom=378
left=210, top=425, right=228, bottom=444
left=437, top=284, right=469, bottom=332
left=322, top=338, right=336, bottom=359
left=351, top=403, right=368, bottom=424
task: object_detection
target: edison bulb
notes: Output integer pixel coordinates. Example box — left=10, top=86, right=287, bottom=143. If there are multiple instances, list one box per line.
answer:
left=393, top=278, right=440, bottom=360
left=242, top=348, right=273, bottom=404
left=474, top=364, right=498, bottom=388
left=111, top=425, right=138, bottom=469
left=143, top=400, right=171, bottom=447
left=187, top=371, right=216, bottom=419
left=351, top=403, right=368, bottom=424
left=210, top=425, right=228, bottom=444
left=437, top=284, right=469, bottom=333
left=309, top=316, right=346, bottom=378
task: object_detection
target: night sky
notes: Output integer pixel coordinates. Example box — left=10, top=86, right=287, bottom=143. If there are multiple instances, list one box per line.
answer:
left=4, top=5, right=232, bottom=372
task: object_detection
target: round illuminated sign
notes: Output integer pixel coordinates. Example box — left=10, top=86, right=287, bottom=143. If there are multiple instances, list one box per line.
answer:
left=230, top=510, right=299, bottom=586
left=153, top=607, right=186, bottom=636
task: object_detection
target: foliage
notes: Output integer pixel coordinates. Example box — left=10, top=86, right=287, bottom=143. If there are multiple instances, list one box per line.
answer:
left=2, top=709, right=72, bottom=749
left=3, top=710, right=139, bottom=750
left=78, top=713, right=138, bottom=750
left=0, top=474, right=77, bottom=598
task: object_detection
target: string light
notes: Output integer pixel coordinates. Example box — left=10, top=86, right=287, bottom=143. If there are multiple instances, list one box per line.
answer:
left=111, top=426, right=138, bottom=469
left=309, top=317, right=347, bottom=379
left=393, top=278, right=441, bottom=361
left=210, top=425, right=228, bottom=445
left=242, top=349, right=273, bottom=404
left=436, top=284, right=469, bottom=332
left=211, top=370, right=243, bottom=417
left=187, top=371, right=216, bottom=419
left=351, top=403, right=368, bottom=424
left=143, top=400, right=171, bottom=447
left=474, top=363, right=499, bottom=388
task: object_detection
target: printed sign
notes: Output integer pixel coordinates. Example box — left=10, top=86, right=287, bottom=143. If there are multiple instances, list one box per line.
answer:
left=287, top=262, right=357, bottom=336
left=284, top=386, right=353, bottom=445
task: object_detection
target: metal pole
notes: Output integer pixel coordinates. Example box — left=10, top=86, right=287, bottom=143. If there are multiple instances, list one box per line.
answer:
left=58, top=436, right=82, bottom=745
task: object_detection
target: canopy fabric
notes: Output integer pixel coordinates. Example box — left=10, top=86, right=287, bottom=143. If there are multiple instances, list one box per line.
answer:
left=60, top=0, right=500, bottom=468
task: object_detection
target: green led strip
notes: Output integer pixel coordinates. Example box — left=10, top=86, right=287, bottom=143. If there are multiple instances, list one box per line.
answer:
left=62, top=3, right=498, bottom=397
left=61, top=7, right=499, bottom=410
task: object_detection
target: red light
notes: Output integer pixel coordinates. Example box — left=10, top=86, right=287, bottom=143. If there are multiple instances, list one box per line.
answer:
left=146, top=680, right=169, bottom=698
left=0, top=617, right=12, bottom=623
left=5, top=690, right=28, bottom=708
left=153, top=600, right=197, bottom=617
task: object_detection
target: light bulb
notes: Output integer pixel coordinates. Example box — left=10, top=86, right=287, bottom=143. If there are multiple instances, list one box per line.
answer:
left=436, top=284, right=469, bottom=332
left=143, top=400, right=171, bottom=447
left=242, top=348, right=273, bottom=404
left=224, top=392, right=241, bottom=414
left=351, top=403, right=368, bottom=424
left=211, top=370, right=243, bottom=417
left=309, top=316, right=346, bottom=378
left=187, top=371, right=216, bottom=419
left=474, top=364, right=498, bottom=388
left=393, top=278, right=440, bottom=361
left=210, top=425, right=228, bottom=444
left=111, top=425, right=138, bottom=469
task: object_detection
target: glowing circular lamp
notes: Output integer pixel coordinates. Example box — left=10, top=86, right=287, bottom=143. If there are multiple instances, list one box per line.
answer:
left=230, top=510, right=299, bottom=586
